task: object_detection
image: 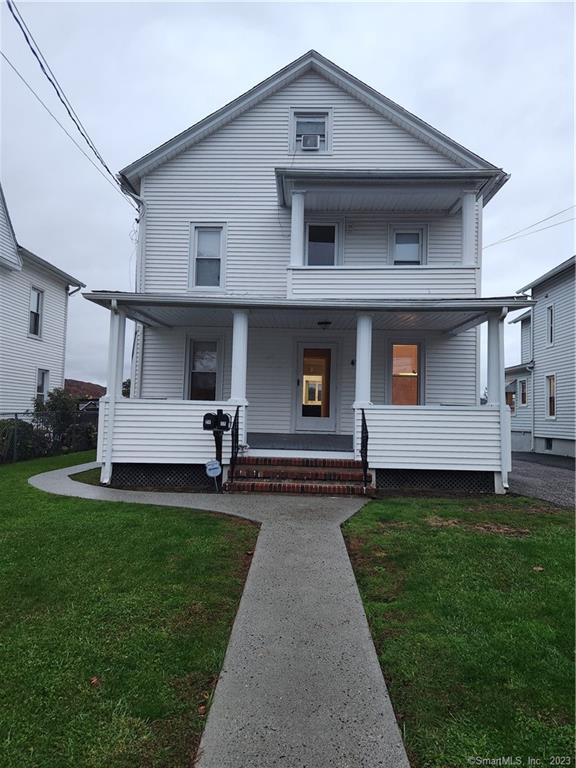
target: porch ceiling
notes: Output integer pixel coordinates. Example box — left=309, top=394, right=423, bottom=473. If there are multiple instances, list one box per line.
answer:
left=84, top=292, right=533, bottom=335
left=275, top=169, right=508, bottom=211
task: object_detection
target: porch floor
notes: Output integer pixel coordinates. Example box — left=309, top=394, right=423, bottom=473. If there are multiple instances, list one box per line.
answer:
left=247, top=432, right=354, bottom=452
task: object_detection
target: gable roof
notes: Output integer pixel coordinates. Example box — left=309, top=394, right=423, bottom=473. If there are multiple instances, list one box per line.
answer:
left=0, top=182, right=23, bottom=270
left=518, top=255, right=576, bottom=294
left=19, top=246, right=85, bottom=288
left=120, top=50, right=506, bottom=193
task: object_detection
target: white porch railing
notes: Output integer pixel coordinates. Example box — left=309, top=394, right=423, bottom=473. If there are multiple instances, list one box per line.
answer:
left=97, top=398, right=246, bottom=465
left=287, top=265, right=478, bottom=299
left=354, top=405, right=508, bottom=472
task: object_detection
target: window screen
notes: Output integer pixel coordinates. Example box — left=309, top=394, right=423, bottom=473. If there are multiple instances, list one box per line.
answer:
left=194, top=227, right=222, bottom=287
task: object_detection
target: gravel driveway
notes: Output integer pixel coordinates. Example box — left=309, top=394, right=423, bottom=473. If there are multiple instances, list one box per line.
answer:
left=509, top=452, right=575, bottom=508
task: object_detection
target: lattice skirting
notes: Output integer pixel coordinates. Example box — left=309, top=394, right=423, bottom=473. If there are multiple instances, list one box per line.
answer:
left=375, top=469, right=494, bottom=494
left=111, top=463, right=214, bottom=491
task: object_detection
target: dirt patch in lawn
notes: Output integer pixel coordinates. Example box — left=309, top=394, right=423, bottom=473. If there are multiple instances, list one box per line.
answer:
left=426, top=515, right=531, bottom=537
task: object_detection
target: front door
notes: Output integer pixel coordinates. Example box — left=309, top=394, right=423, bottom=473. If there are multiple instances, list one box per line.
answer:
left=295, top=343, right=337, bottom=431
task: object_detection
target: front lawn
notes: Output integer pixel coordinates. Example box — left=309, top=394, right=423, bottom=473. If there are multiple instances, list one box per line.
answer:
left=0, top=452, right=258, bottom=768
left=343, top=495, right=574, bottom=767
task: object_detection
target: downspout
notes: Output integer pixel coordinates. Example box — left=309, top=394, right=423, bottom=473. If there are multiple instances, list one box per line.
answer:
left=499, top=306, right=510, bottom=489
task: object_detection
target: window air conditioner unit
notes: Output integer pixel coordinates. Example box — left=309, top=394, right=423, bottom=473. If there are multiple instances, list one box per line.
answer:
left=301, top=134, right=321, bottom=150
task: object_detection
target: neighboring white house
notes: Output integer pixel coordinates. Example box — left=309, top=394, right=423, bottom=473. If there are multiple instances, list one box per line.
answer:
left=506, top=256, right=575, bottom=458
left=0, top=183, right=84, bottom=413
left=86, top=50, right=531, bottom=494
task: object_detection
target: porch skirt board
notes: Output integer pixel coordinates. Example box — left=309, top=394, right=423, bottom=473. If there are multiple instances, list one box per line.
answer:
left=110, top=463, right=213, bottom=491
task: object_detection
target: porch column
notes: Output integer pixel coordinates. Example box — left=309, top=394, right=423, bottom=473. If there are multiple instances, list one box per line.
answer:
left=486, top=314, right=500, bottom=405
left=290, top=190, right=306, bottom=266
left=354, top=313, right=373, bottom=406
left=230, top=309, right=249, bottom=403
left=101, top=306, right=126, bottom=485
left=462, top=191, right=476, bottom=265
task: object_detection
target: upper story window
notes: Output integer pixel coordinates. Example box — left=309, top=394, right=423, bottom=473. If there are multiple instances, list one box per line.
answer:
left=546, top=305, right=554, bottom=345
left=290, top=108, right=332, bottom=153
left=29, top=287, right=43, bottom=336
left=306, top=223, right=338, bottom=266
left=390, top=226, right=427, bottom=265
left=190, top=225, right=225, bottom=289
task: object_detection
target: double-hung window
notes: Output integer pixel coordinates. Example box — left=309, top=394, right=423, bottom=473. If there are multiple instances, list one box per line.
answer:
left=306, top=223, right=338, bottom=266
left=189, top=340, right=219, bottom=400
left=390, top=226, right=426, bottom=265
left=546, top=374, right=556, bottom=418
left=290, top=109, right=331, bottom=153
left=29, top=287, right=43, bottom=336
left=36, top=369, right=49, bottom=403
left=190, top=225, right=224, bottom=289
left=546, top=305, right=554, bottom=345
left=519, top=379, right=528, bottom=407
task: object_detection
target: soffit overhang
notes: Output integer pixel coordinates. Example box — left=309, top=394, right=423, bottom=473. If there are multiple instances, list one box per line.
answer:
left=84, top=291, right=532, bottom=335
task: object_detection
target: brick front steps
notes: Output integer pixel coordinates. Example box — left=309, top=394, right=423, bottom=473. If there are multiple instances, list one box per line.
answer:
left=225, top=456, right=373, bottom=495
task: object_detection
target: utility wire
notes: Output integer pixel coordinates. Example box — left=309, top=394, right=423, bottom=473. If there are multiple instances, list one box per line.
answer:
left=484, top=205, right=575, bottom=249
left=484, top=217, right=575, bottom=249
left=1, top=51, right=137, bottom=209
left=5, top=0, right=133, bottom=205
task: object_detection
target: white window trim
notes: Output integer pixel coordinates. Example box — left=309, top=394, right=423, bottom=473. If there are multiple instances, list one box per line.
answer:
left=183, top=335, right=224, bottom=401
left=28, top=286, right=44, bottom=339
left=289, top=107, right=333, bottom=154
left=188, top=223, right=227, bottom=292
left=545, top=372, right=557, bottom=420
left=36, top=368, right=49, bottom=403
left=305, top=220, right=343, bottom=266
left=545, top=304, right=555, bottom=347
left=385, top=339, right=426, bottom=406
left=389, top=224, right=428, bottom=266
left=518, top=377, right=528, bottom=407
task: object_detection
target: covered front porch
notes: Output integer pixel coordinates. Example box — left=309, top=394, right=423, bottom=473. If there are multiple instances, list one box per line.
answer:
left=87, top=292, right=532, bottom=493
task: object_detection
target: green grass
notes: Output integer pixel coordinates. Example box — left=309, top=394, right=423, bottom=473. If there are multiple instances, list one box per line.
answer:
left=69, top=466, right=102, bottom=486
left=0, top=452, right=258, bottom=768
left=343, top=495, right=574, bottom=767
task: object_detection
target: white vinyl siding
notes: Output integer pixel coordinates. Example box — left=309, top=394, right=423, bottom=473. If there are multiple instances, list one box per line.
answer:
left=0, top=257, right=69, bottom=412
left=141, top=70, right=468, bottom=296
left=137, top=325, right=477, bottom=436
left=0, top=188, right=20, bottom=270
left=520, top=316, right=532, bottom=363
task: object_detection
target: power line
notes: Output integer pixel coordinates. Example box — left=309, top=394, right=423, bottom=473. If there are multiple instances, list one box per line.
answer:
left=484, top=205, right=575, bottom=249
left=5, top=0, right=132, bottom=205
left=485, top=217, right=575, bottom=249
left=1, top=51, right=137, bottom=209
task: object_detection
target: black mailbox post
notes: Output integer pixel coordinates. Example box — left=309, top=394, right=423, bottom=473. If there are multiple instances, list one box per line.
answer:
left=203, top=408, right=231, bottom=492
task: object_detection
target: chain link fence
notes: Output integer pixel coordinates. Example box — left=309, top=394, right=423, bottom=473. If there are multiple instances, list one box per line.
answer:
left=0, top=410, right=98, bottom=464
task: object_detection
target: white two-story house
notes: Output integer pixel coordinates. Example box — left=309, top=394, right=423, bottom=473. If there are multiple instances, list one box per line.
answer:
left=87, top=51, right=531, bottom=494
left=506, top=256, right=575, bottom=457
left=0, top=183, right=84, bottom=413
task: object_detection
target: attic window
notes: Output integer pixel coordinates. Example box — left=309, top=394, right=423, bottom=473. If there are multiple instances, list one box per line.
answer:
left=290, top=109, right=331, bottom=153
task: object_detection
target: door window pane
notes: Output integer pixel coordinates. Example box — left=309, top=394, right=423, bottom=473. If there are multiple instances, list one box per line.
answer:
left=393, top=232, right=422, bottom=264
left=302, top=349, right=331, bottom=418
left=190, top=341, right=217, bottom=400
left=391, top=344, right=420, bottom=405
left=307, top=225, right=336, bottom=266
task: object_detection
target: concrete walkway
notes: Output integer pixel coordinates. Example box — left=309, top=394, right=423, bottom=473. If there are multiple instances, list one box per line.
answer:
left=30, top=463, right=410, bottom=768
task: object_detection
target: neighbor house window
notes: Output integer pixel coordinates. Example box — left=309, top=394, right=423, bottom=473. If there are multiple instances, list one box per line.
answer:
left=306, top=223, right=338, bottom=266
left=391, top=344, right=420, bottom=405
left=546, top=374, right=556, bottom=417
left=391, top=227, right=426, bottom=265
left=190, top=226, right=224, bottom=288
left=36, top=369, right=49, bottom=403
left=29, top=288, right=43, bottom=336
left=519, top=379, right=528, bottom=406
left=291, top=110, right=331, bottom=152
left=506, top=388, right=516, bottom=414
left=189, top=341, right=218, bottom=400
left=546, top=305, right=554, bottom=345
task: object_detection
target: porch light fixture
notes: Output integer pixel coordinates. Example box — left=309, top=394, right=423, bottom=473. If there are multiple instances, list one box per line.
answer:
left=317, top=320, right=332, bottom=330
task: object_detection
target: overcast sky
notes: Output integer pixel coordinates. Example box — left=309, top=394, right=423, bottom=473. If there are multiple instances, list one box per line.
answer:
left=1, top=1, right=574, bottom=386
